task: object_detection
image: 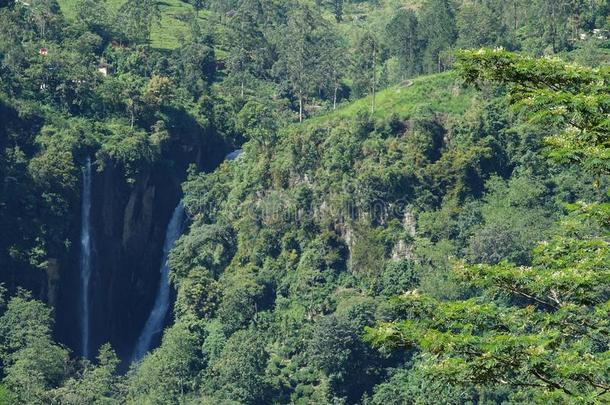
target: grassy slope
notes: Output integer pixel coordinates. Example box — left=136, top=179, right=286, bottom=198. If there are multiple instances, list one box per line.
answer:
left=57, top=0, right=211, bottom=50
left=307, top=71, right=475, bottom=126
left=56, top=0, right=417, bottom=50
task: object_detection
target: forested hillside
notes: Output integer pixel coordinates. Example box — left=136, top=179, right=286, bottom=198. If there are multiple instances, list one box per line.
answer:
left=0, top=0, right=609, bottom=403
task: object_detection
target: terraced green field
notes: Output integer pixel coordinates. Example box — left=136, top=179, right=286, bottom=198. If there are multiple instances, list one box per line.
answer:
left=57, top=0, right=423, bottom=51
left=57, top=0, right=211, bottom=50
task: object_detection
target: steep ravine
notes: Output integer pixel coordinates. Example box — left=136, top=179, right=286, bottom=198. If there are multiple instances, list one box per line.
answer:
left=54, top=137, right=228, bottom=362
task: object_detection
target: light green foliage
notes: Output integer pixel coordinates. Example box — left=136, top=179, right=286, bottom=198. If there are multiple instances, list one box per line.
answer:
left=375, top=259, right=418, bottom=297
left=309, top=72, right=474, bottom=123
left=0, top=292, right=69, bottom=405
left=96, top=120, right=158, bottom=183
left=0, top=292, right=56, bottom=364
left=457, top=49, right=610, bottom=175
left=236, top=100, right=278, bottom=148
left=58, top=0, right=211, bottom=50
left=168, top=223, right=235, bottom=281
left=28, top=124, right=79, bottom=192
left=368, top=229, right=610, bottom=401
left=368, top=51, right=610, bottom=402
left=174, top=270, right=221, bottom=319
left=369, top=367, right=481, bottom=405
left=0, top=384, right=15, bottom=405
left=125, top=321, right=203, bottom=404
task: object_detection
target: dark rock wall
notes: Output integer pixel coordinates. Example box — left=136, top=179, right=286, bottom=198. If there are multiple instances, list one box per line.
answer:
left=55, top=135, right=227, bottom=361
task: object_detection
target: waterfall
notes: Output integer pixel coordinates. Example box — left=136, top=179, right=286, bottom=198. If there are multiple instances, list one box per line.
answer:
left=132, top=150, right=240, bottom=362
left=225, top=149, right=243, bottom=161
left=132, top=202, right=185, bottom=362
left=80, top=157, right=93, bottom=359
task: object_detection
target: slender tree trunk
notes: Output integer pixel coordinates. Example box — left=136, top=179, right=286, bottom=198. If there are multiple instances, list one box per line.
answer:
left=333, top=84, right=338, bottom=110
left=513, top=0, right=518, bottom=31
left=299, top=91, right=303, bottom=123
left=241, top=79, right=244, bottom=98
left=371, top=42, right=376, bottom=114
left=550, top=2, right=557, bottom=52
left=408, top=36, right=413, bottom=76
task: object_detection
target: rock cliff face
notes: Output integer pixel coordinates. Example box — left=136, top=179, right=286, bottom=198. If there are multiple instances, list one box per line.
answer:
left=55, top=137, right=226, bottom=361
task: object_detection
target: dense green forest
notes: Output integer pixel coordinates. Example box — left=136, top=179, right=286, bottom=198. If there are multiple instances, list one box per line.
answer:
left=0, top=0, right=609, bottom=403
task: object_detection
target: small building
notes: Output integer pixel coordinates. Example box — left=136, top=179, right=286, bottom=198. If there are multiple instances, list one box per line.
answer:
left=593, top=29, right=609, bottom=40
left=98, top=65, right=108, bottom=76
left=39, top=47, right=48, bottom=56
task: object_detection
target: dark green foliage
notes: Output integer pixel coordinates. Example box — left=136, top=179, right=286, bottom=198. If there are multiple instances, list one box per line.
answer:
left=376, top=259, right=418, bottom=297
left=175, top=23, right=216, bottom=97
left=385, top=9, right=420, bottom=78
left=1, top=0, right=610, bottom=403
left=456, top=1, right=511, bottom=50
left=50, top=344, right=120, bottom=404
left=308, top=315, right=381, bottom=402
left=351, top=32, right=379, bottom=101
left=211, top=329, right=270, bottom=403
left=331, top=0, right=343, bottom=22
left=272, top=4, right=341, bottom=121
left=419, top=0, right=457, bottom=73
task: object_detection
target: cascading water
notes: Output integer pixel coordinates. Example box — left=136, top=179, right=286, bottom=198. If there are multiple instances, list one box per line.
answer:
left=132, top=150, right=241, bottom=362
left=132, top=202, right=185, bottom=362
left=225, top=149, right=243, bottom=161
left=80, top=157, right=93, bottom=359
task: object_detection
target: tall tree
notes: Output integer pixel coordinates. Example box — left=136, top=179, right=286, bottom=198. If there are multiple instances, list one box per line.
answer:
left=175, top=21, right=216, bottom=97
left=386, top=9, right=420, bottom=78
left=225, top=0, right=272, bottom=97
left=456, top=1, right=509, bottom=49
left=351, top=31, right=379, bottom=113
left=27, top=0, right=62, bottom=40
left=74, top=0, right=110, bottom=35
left=318, top=27, right=346, bottom=110
left=419, top=0, right=456, bottom=73
left=116, top=0, right=161, bottom=45
left=274, top=5, right=334, bottom=122
left=332, top=0, right=343, bottom=22
left=191, top=0, right=204, bottom=17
